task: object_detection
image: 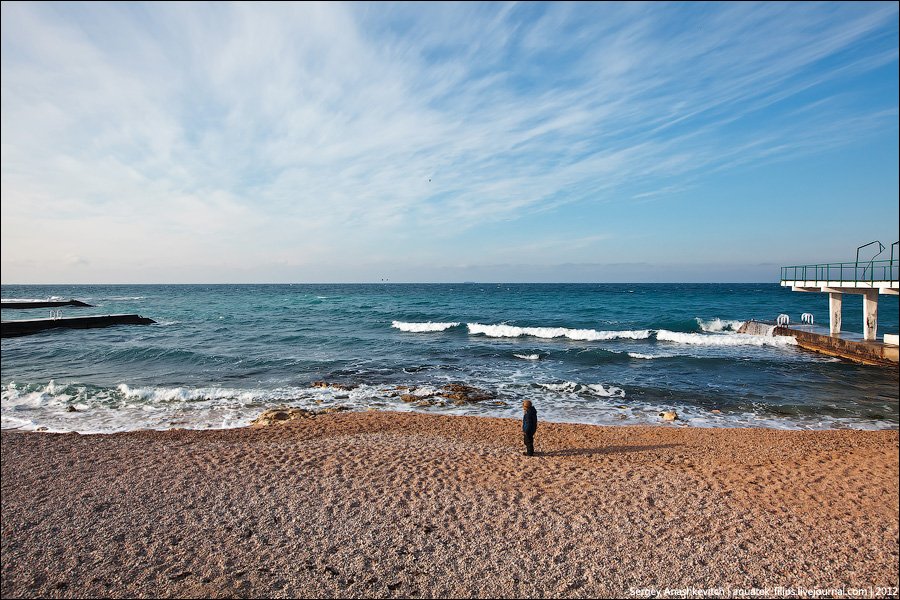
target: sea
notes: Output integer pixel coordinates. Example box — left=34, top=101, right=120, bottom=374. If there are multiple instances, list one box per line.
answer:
left=1, top=283, right=897, bottom=434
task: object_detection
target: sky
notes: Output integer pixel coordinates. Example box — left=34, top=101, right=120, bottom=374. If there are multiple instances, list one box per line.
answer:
left=1, top=1, right=898, bottom=284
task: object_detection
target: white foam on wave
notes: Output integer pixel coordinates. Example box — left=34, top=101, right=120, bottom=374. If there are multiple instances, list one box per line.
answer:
left=628, top=352, right=659, bottom=360
left=468, top=323, right=651, bottom=341
left=2, top=381, right=317, bottom=434
left=656, top=330, right=797, bottom=347
left=539, top=381, right=626, bottom=398
left=3, top=380, right=449, bottom=434
left=2, top=380, right=71, bottom=409
left=3, top=379, right=896, bottom=434
left=392, top=321, right=460, bottom=332
left=514, top=354, right=541, bottom=360
left=116, top=383, right=260, bottom=404
left=696, top=317, right=746, bottom=332
left=398, top=385, right=441, bottom=398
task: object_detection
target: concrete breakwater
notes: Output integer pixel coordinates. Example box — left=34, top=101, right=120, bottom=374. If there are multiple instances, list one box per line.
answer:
left=739, top=320, right=898, bottom=366
left=1, top=299, right=92, bottom=309
left=1, top=314, right=155, bottom=338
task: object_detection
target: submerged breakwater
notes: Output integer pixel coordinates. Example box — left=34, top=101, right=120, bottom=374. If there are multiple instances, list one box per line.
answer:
left=2, top=283, right=897, bottom=433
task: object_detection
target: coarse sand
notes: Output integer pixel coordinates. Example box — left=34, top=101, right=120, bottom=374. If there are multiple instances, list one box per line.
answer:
left=2, top=411, right=898, bottom=598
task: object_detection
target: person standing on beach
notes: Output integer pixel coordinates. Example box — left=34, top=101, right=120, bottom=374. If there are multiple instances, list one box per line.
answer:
left=522, top=400, right=537, bottom=456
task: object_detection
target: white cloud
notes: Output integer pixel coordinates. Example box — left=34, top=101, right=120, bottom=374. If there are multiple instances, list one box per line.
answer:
left=1, top=2, right=897, bottom=282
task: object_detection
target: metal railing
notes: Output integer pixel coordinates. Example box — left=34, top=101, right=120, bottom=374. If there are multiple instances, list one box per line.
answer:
left=781, top=259, right=899, bottom=286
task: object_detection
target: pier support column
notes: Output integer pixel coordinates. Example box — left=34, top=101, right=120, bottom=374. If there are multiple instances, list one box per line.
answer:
left=828, top=292, right=842, bottom=335
left=863, top=290, right=878, bottom=341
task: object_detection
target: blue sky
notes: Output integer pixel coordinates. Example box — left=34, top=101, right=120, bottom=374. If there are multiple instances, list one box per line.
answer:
left=1, top=1, right=898, bottom=283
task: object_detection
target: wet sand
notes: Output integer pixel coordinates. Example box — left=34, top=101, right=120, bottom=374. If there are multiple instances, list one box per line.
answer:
left=2, top=411, right=898, bottom=598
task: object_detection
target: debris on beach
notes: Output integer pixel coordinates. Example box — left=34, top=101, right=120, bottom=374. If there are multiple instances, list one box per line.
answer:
left=659, top=410, right=678, bottom=422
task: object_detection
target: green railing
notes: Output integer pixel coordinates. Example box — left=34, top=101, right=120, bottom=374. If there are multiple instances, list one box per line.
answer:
left=781, top=259, right=899, bottom=286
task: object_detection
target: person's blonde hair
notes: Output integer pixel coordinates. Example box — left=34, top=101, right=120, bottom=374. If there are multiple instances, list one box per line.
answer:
left=522, top=400, right=533, bottom=408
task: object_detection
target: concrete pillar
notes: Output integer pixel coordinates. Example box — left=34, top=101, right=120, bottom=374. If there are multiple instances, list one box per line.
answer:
left=863, top=290, right=878, bottom=341
left=829, top=292, right=842, bottom=335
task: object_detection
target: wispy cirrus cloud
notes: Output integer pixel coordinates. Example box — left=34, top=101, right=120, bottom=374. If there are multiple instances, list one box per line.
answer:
left=1, top=1, right=897, bottom=282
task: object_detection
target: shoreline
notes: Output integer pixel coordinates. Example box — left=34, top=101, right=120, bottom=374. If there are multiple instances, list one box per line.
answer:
left=4, top=395, right=899, bottom=435
left=2, top=411, right=898, bottom=598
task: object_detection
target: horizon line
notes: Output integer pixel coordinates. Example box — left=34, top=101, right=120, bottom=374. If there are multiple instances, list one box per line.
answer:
left=2, top=281, right=782, bottom=286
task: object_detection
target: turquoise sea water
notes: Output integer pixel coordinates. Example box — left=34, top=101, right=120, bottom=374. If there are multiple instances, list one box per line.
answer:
left=1, top=283, right=897, bottom=433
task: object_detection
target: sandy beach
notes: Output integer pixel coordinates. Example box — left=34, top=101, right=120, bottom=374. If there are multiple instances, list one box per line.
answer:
left=2, top=411, right=898, bottom=599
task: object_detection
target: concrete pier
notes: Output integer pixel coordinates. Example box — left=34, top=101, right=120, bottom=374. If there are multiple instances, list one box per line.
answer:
left=786, top=284, right=896, bottom=342
left=1, top=299, right=92, bottom=309
left=739, top=320, right=898, bottom=366
left=1, top=314, right=155, bottom=338
left=781, top=254, right=898, bottom=344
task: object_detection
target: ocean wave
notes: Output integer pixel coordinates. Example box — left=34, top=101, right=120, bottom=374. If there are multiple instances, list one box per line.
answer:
left=116, top=383, right=261, bottom=404
left=656, top=330, right=797, bottom=347
left=628, top=352, right=659, bottom=360
left=468, top=323, right=651, bottom=341
left=392, top=321, right=460, bottom=332
left=513, top=353, right=541, bottom=360
left=696, top=317, right=746, bottom=332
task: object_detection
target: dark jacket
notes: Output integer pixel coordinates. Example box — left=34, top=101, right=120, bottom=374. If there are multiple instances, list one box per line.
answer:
left=523, top=406, right=537, bottom=435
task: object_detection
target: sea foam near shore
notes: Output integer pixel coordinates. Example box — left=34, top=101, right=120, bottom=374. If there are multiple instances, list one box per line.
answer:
left=3, top=376, right=896, bottom=435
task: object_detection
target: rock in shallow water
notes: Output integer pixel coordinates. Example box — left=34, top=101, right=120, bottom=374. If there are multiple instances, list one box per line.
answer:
left=439, top=384, right=495, bottom=403
left=397, top=384, right=496, bottom=405
left=311, top=381, right=357, bottom=391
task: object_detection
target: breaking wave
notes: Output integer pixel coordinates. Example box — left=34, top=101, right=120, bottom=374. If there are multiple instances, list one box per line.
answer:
left=467, top=323, right=651, bottom=341
left=392, top=321, right=460, bottom=332
left=696, top=318, right=746, bottom=332
left=656, top=330, right=797, bottom=347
